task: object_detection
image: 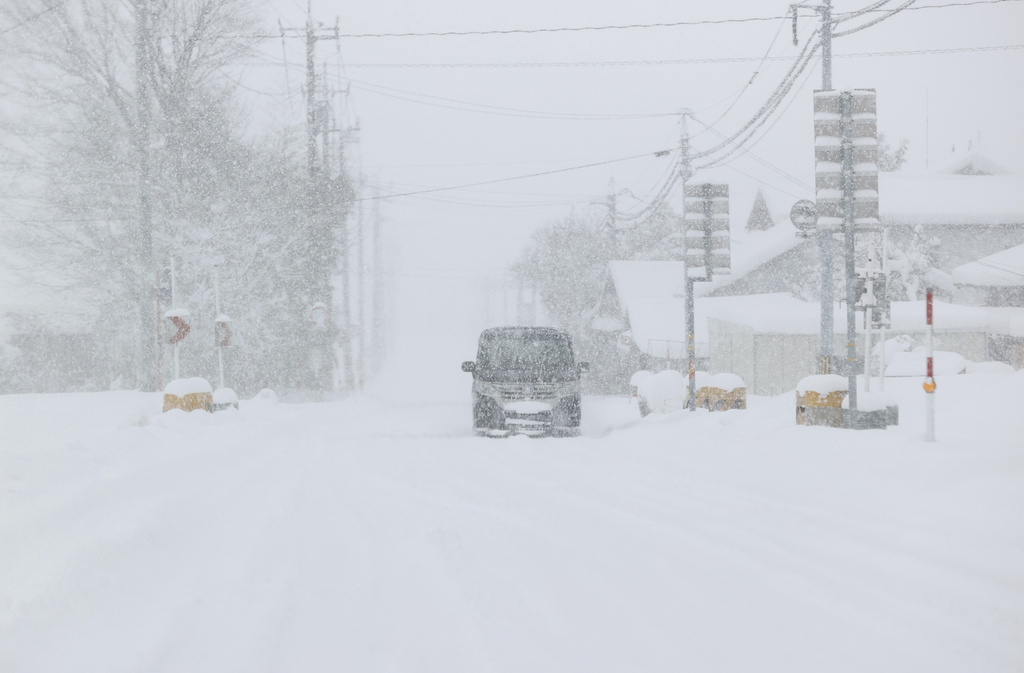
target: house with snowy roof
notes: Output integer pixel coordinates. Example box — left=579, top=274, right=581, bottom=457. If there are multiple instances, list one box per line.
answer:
left=952, top=242, right=1024, bottom=308
left=702, top=153, right=1024, bottom=301
left=603, top=157, right=1024, bottom=391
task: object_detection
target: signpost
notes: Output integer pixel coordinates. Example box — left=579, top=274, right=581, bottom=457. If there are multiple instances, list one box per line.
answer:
left=682, top=183, right=731, bottom=410
left=813, top=89, right=878, bottom=423
left=924, top=288, right=936, bottom=441
left=789, top=200, right=817, bottom=235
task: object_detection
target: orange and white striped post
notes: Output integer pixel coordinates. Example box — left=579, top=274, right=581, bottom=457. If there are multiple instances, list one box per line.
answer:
left=924, top=288, right=936, bottom=441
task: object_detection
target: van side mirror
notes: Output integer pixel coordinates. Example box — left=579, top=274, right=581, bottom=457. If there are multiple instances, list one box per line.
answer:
left=578, top=362, right=589, bottom=374
left=461, top=361, right=476, bottom=373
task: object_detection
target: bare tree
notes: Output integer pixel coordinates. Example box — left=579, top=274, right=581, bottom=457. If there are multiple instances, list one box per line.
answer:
left=0, top=0, right=266, bottom=389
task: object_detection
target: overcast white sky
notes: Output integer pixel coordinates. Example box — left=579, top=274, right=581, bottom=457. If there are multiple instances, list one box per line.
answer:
left=246, top=0, right=1024, bottom=282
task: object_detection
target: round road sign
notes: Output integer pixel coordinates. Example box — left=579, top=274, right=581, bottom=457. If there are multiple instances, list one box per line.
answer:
left=790, top=200, right=817, bottom=232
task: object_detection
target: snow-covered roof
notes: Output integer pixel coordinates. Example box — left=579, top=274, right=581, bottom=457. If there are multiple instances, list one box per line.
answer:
left=937, top=151, right=1010, bottom=176
left=879, top=172, right=1024, bottom=227
left=951, top=242, right=1024, bottom=287
left=609, top=222, right=804, bottom=305
left=702, top=293, right=1024, bottom=337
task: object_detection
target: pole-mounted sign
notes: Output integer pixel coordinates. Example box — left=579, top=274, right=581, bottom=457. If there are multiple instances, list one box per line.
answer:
left=813, top=89, right=879, bottom=233
left=681, top=182, right=731, bottom=411
left=683, top=183, right=731, bottom=282
left=165, top=308, right=191, bottom=345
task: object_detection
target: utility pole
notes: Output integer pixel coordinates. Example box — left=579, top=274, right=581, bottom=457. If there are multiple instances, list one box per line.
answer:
left=332, top=81, right=355, bottom=392
left=841, top=90, right=858, bottom=412
left=680, top=113, right=697, bottom=412
left=282, top=4, right=340, bottom=393
left=355, top=179, right=365, bottom=391
left=371, top=192, right=385, bottom=376
left=793, top=0, right=835, bottom=373
left=135, top=0, right=155, bottom=389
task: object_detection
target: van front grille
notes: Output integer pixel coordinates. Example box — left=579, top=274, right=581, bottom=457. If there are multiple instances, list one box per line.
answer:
left=493, top=383, right=558, bottom=401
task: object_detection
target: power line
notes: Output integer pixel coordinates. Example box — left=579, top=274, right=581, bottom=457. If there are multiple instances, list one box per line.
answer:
left=242, top=0, right=1021, bottom=40
left=319, top=43, right=1023, bottom=68
left=834, top=0, right=919, bottom=37
left=357, top=150, right=674, bottom=201
left=342, top=77, right=677, bottom=120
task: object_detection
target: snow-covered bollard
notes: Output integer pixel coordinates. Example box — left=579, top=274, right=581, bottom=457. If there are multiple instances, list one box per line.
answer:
left=212, top=387, right=239, bottom=412
left=635, top=369, right=686, bottom=415
left=162, top=377, right=213, bottom=413
left=708, top=373, right=746, bottom=411
left=630, top=371, right=654, bottom=416
left=795, top=374, right=847, bottom=427
left=690, top=371, right=713, bottom=409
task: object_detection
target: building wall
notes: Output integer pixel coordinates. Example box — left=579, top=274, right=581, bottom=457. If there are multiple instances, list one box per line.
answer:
left=709, top=318, right=992, bottom=395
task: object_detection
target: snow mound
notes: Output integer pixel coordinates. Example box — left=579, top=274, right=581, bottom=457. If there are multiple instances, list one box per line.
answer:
left=636, top=369, right=686, bottom=414
left=213, top=388, right=238, bottom=404
left=842, top=391, right=892, bottom=411
left=630, top=370, right=654, bottom=387
left=251, top=388, right=278, bottom=404
left=164, top=377, right=213, bottom=396
left=965, top=361, right=1016, bottom=375
left=796, top=374, right=848, bottom=395
left=711, top=373, right=744, bottom=391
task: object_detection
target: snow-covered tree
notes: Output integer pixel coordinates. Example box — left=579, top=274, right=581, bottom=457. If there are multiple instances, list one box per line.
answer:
left=1, top=0, right=355, bottom=393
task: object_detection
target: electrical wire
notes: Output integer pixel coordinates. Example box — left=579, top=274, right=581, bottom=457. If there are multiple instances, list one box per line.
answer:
left=691, top=117, right=813, bottom=191
left=691, top=30, right=820, bottom=160
left=689, top=12, right=796, bottom=142
left=834, top=0, right=919, bottom=37
left=357, top=150, right=674, bottom=202
left=247, top=42, right=1024, bottom=70
left=834, top=0, right=896, bottom=22
left=342, top=77, right=677, bottom=121
left=242, top=0, right=1022, bottom=40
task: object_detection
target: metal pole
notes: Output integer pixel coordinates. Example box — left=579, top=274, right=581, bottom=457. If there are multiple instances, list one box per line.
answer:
left=214, top=265, right=225, bottom=390
left=865, top=298, right=873, bottom=393
left=841, top=91, right=857, bottom=414
left=924, top=288, right=936, bottom=441
left=686, top=278, right=696, bottom=411
left=135, top=0, right=155, bottom=390
left=821, top=0, right=833, bottom=90
left=171, top=257, right=179, bottom=380
left=880, top=227, right=888, bottom=391
left=156, top=268, right=162, bottom=391
left=680, top=114, right=696, bottom=412
left=818, top=0, right=834, bottom=374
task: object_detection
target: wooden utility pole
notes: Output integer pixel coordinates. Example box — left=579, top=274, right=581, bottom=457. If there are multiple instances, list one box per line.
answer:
left=282, top=4, right=341, bottom=392
left=135, top=0, right=156, bottom=389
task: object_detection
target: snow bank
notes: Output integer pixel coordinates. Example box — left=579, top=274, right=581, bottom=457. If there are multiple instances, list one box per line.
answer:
left=965, top=361, right=1017, bottom=375
left=212, top=388, right=238, bottom=405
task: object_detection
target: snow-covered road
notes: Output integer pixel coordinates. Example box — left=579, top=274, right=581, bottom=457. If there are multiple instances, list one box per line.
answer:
left=2, top=375, right=1023, bottom=672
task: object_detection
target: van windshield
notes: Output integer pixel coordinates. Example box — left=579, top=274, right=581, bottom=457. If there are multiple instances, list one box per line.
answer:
left=478, top=332, right=574, bottom=375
